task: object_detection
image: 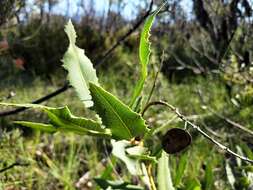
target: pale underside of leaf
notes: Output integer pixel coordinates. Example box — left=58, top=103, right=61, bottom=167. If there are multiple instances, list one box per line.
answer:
left=111, top=140, right=143, bottom=175
left=157, top=151, right=175, bottom=190
left=62, top=20, right=98, bottom=107
left=126, top=146, right=157, bottom=163
left=0, top=102, right=49, bottom=109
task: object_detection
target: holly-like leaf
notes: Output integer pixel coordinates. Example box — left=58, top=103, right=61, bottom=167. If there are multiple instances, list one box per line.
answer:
left=0, top=103, right=111, bottom=138
left=62, top=20, right=99, bottom=107
left=89, top=83, right=148, bottom=140
left=129, top=7, right=162, bottom=107
left=44, top=106, right=111, bottom=137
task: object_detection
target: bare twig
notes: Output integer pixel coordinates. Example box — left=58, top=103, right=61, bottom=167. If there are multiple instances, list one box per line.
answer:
left=147, top=164, right=156, bottom=190
left=205, top=107, right=253, bottom=137
left=143, top=50, right=165, bottom=109
left=0, top=161, right=29, bottom=173
left=95, top=0, right=154, bottom=68
left=142, top=100, right=253, bottom=164
left=197, top=89, right=253, bottom=136
left=188, top=40, right=218, bottom=65
left=0, top=82, right=69, bottom=117
left=172, top=53, right=202, bottom=71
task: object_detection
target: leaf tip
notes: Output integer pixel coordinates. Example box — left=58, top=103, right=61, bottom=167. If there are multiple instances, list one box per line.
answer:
left=64, top=20, right=77, bottom=44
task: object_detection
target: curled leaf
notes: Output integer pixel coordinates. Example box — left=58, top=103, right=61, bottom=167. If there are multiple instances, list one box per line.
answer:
left=162, top=128, right=192, bottom=154
left=111, top=140, right=142, bottom=175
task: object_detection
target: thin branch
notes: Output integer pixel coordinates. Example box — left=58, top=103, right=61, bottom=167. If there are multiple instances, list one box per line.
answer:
left=142, top=100, right=253, bottom=164
left=205, top=107, right=253, bottom=137
left=95, top=0, right=154, bottom=67
left=0, top=161, right=29, bottom=173
left=172, top=53, right=202, bottom=71
left=147, top=164, right=157, bottom=190
left=0, top=1, right=154, bottom=117
left=143, top=50, right=165, bottom=109
left=197, top=89, right=253, bottom=136
left=0, top=82, right=69, bottom=117
left=188, top=40, right=218, bottom=65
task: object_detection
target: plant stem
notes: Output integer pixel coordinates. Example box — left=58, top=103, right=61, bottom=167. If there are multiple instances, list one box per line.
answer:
left=143, top=51, right=165, bottom=109
left=142, top=100, right=253, bottom=164
left=0, top=161, right=29, bottom=173
left=147, top=164, right=157, bottom=190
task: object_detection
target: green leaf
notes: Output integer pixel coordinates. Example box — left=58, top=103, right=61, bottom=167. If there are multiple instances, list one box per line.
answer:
left=185, top=179, right=201, bottom=190
left=174, top=153, right=188, bottom=187
left=94, top=178, right=144, bottom=190
left=126, top=146, right=157, bottom=163
left=89, top=83, right=148, bottom=140
left=111, top=140, right=142, bottom=175
left=45, top=106, right=111, bottom=138
left=240, top=143, right=253, bottom=160
left=14, top=121, right=56, bottom=133
left=129, top=7, right=162, bottom=107
left=100, top=156, right=116, bottom=180
left=62, top=20, right=99, bottom=107
left=204, top=162, right=214, bottom=190
left=157, top=151, right=175, bottom=190
left=2, top=103, right=111, bottom=138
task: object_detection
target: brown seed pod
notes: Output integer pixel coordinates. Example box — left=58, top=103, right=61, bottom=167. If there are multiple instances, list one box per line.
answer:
left=162, top=128, right=192, bottom=154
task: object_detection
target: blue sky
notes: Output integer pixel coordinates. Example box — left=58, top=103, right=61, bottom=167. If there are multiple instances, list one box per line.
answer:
left=33, top=0, right=193, bottom=21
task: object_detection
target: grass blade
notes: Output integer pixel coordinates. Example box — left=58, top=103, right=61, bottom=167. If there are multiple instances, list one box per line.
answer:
left=157, top=151, right=175, bottom=190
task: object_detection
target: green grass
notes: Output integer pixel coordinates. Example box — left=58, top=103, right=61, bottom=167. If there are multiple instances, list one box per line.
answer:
left=0, top=71, right=253, bottom=189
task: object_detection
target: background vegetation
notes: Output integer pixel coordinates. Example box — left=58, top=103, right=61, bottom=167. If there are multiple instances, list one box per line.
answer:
left=0, top=0, right=253, bottom=189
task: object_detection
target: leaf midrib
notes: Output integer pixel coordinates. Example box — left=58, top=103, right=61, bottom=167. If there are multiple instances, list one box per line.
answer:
left=70, top=44, right=91, bottom=102
left=46, top=109, right=106, bottom=135
left=92, top=85, right=132, bottom=139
